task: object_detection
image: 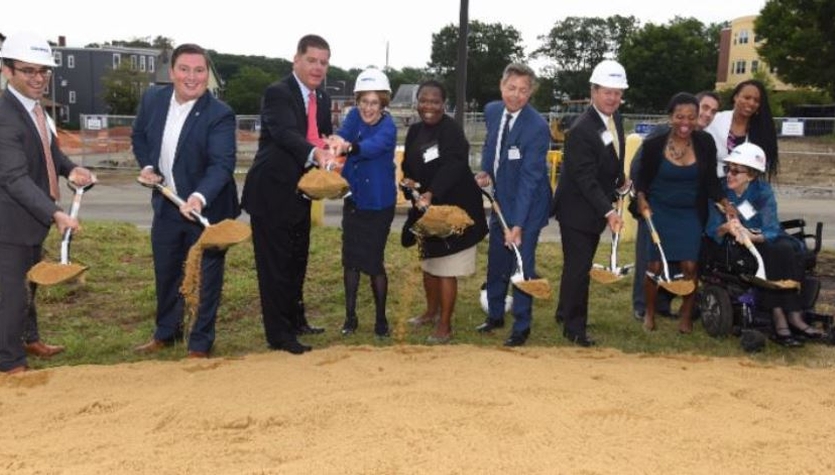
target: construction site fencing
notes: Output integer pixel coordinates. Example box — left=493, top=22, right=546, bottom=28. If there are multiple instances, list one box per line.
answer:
left=72, top=113, right=834, bottom=171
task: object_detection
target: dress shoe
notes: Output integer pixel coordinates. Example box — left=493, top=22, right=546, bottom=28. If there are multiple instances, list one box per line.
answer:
left=563, top=331, right=596, bottom=347
left=475, top=319, right=505, bottom=333
left=633, top=310, right=645, bottom=322
left=772, top=333, right=804, bottom=348
left=25, top=341, right=65, bottom=358
left=374, top=319, right=390, bottom=338
left=271, top=340, right=312, bottom=355
left=504, top=329, right=530, bottom=347
left=134, top=339, right=169, bottom=354
left=2, top=365, right=28, bottom=375
left=187, top=351, right=209, bottom=359
left=296, top=324, right=325, bottom=335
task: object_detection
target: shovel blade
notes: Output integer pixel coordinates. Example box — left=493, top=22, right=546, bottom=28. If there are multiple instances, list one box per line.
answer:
left=27, top=261, right=89, bottom=286
left=590, top=266, right=622, bottom=284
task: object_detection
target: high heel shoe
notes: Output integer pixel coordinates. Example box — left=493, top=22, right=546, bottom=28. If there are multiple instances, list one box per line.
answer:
left=341, top=317, right=358, bottom=336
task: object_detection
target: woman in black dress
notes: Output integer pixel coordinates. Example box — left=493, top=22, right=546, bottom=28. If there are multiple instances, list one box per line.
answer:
left=400, top=80, right=488, bottom=343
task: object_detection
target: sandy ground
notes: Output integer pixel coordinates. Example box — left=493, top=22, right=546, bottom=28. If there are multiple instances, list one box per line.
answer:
left=3, top=345, right=835, bottom=474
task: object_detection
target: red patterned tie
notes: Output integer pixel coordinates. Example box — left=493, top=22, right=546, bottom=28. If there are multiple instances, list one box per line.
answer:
left=33, top=103, right=60, bottom=200
left=306, top=91, right=325, bottom=148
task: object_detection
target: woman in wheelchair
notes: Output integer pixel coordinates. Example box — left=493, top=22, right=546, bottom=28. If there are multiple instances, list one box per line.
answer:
left=705, top=143, right=825, bottom=347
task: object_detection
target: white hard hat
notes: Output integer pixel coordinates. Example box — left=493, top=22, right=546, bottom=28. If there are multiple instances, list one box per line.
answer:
left=354, top=68, right=391, bottom=93
left=0, top=31, right=56, bottom=67
left=589, top=59, right=628, bottom=89
left=724, top=142, right=767, bottom=172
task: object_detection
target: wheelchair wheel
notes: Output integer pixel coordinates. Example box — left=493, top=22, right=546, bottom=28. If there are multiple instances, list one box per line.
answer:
left=699, top=284, right=733, bottom=337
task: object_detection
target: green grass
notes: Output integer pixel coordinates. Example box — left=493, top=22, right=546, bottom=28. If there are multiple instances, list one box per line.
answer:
left=30, top=221, right=835, bottom=370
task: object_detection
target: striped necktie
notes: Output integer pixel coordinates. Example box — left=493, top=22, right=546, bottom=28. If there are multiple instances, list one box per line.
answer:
left=494, top=113, right=512, bottom=178
left=33, top=103, right=60, bottom=200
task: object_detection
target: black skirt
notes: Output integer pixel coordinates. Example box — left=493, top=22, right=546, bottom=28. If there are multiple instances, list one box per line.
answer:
left=341, top=199, right=395, bottom=275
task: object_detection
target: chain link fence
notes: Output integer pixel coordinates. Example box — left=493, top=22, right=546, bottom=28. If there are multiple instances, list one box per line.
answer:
left=71, top=113, right=834, bottom=171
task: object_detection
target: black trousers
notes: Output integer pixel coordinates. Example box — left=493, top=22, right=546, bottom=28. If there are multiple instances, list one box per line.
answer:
left=251, top=214, right=310, bottom=346
left=557, top=225, right=601, bottom=338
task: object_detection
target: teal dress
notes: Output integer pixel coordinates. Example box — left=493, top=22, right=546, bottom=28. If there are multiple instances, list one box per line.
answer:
left=647, top=159, right=701, bottom=262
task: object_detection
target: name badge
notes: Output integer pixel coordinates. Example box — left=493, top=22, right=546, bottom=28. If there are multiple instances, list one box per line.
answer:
left=423, top=145, right=439, bottom=163
left=508, top=146, right=521, bottom=160
left=600, top=130, right=614, bottom=146
left=737, top=200, right=757, bottom=220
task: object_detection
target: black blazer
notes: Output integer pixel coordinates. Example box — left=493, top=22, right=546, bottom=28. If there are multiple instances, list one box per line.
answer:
left=0, top=90, right=77, bottom=245
left=241, top=75, right=332, bottom=225
left=551, top=107, right=625, bottom=234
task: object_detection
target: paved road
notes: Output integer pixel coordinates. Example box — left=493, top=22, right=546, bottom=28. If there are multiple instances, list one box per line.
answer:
left=68, top=171, right=835, bottom=250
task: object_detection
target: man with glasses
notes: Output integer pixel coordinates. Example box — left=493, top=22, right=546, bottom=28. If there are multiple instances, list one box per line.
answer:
left=0, top=31, right=96, bottom=374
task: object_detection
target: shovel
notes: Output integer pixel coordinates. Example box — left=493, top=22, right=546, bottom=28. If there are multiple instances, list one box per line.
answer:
left=642, top=210, right=696, bottom=296
left=136, top=177, right=250, bottom=250
left=590, top=193, right=634, bottom=284
left=27, top=180, right=94, bottom=286
left=402, top=181, right=474, bottom=239
left=480, top=189, right=551, bottom=299
left=713, top=202, right=799, bottom=290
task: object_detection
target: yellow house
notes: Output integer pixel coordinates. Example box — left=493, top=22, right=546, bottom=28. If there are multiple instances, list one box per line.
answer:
left=715, top=15, right=792, bottom=92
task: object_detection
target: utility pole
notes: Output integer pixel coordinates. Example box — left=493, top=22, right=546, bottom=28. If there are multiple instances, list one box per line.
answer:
left=454, top=0, right=469, bottom=126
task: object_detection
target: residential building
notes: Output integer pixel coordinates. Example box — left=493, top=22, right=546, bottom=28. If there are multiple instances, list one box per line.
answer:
left=715, top=15, right=791, bottom=92
left=49, top=38, right=223, bottom=125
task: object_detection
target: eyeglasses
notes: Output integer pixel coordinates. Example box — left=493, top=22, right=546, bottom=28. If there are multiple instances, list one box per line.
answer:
left=358, top=99, right=381, bottom=109
left=723, top=165, right=748, bottom=177
left=12, top=65, right=53, bottom=79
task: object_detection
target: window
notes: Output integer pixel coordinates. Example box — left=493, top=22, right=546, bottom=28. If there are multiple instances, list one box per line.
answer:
left=68, top=55, right=75, bottom=69
left=149, top=56, right=155, bottom=73
left=113, top=53, right=121, bottom=68
left=69, top=91, right=76, bottom=104
left=738, top=29, right=749, bottom=44
left=130, top=55, right=138, bottom=70
left=734, top=60, right=747, bottom=75
left=53, top=51, right=62, bottom=66
left=140, top=55, right=146, bottom=72
left=751, top=60, right=759, bottom=73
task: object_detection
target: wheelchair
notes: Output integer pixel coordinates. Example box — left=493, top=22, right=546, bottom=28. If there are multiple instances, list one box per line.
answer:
left=697, top=218, right=834, bottom=346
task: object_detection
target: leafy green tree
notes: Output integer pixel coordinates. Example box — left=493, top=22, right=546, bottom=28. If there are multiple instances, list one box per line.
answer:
left=428, top=20, right=525, bottom=110
left=101, top=61, right=151, bottom=115
left=534, top=16, right=639, bottom=102
left=224, top=66, right=274, bottom=114
left=619, top=17, right=718, bottom=112
left=756, top=0, right=835, bottom=98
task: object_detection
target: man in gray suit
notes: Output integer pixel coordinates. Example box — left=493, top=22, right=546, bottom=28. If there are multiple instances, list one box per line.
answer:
left=0, top=31, right=96, bottom=374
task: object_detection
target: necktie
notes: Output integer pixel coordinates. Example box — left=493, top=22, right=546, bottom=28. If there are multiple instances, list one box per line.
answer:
left=494, top=113, right=512, bottom=178
left=306, top=91, right=325, bottom=149
left=33, top=103, right=60, bottom=200
left=607, top=115, right=620, bottom=158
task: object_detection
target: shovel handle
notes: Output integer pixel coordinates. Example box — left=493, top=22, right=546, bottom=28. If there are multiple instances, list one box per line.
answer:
left=60, top=185, right=88, bottom=265
left=480, top=189, right=525, bottom=278
left=137, top=177, right=210, bottom=227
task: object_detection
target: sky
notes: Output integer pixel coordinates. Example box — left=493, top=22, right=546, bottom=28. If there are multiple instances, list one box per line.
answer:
left=2, top=0, right=766, bottom=71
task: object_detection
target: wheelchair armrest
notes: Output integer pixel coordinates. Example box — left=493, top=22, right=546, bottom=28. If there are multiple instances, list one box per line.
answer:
left=780, top=218, right=806, bottom=231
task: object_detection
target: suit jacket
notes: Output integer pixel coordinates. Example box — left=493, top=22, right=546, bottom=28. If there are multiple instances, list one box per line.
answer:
left=131, top=85, right=239, bottom=223
left=551, top=106, right=625, bottom=234
left=241, top=75, right=333, bottom=225
left=481, top=101, right=551, bottom=231
left=0, top=89, right=78, bottom=245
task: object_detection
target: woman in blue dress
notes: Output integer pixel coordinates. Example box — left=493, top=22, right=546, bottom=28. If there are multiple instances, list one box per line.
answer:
left=634, top=93, right=730, bottom=333
left=329, top=68, right=397, bottom=337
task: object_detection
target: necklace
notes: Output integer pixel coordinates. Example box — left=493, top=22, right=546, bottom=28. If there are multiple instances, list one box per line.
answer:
left=665, top=137, right=692, bottom=161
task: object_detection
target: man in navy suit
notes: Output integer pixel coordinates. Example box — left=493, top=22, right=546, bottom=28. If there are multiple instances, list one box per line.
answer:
left=131, top=43, right=239, bottom=358
left=241, top=34, right=339, bottom=355
left=551, top=60, right=629, bottom=347
left=475, top=63, right=552, bottom=347
left=0, top=31, right=96, bottom=374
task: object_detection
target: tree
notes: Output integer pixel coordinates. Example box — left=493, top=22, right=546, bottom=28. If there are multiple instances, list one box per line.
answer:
left=534, top=16, right=639, bottom=102
left=428, top=20, right=525, bottom=110
left=224, top=66, right=274, bottom=114
left=619, top=17, right=719, bottom=112
left=101, top=61, right=151, bottom=115
left=756, top=0, right=835, bottom=98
